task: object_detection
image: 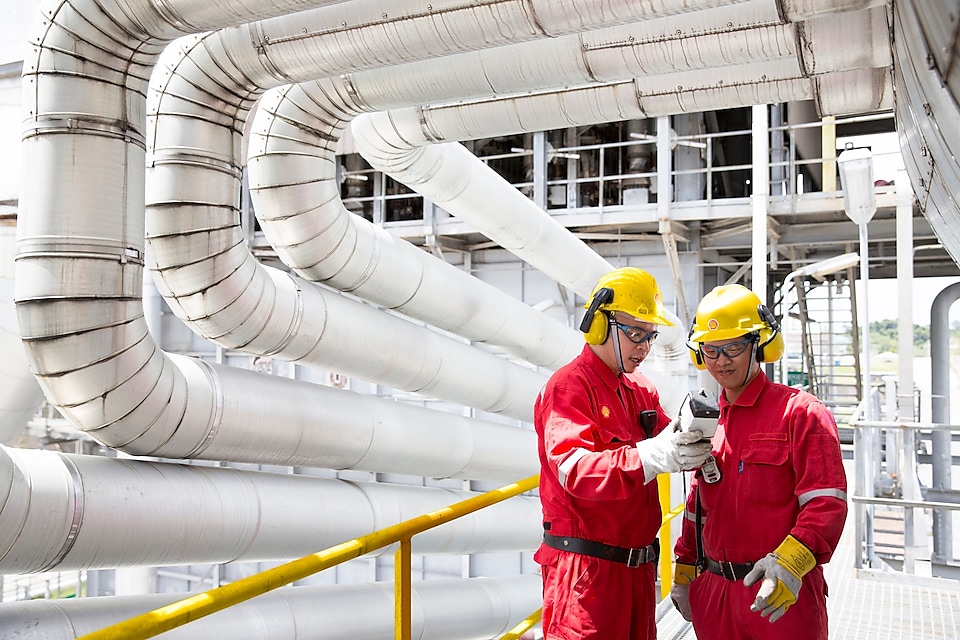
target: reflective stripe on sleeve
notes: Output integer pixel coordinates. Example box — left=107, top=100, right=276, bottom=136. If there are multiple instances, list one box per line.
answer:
left=683, top=508, right=705, bottom=524
left=798, top=488, right=848, bottom=507
left=558, top=448, right=590, bottom=487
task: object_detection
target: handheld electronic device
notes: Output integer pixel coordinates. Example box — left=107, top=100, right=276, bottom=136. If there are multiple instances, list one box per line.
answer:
left=678, top=388, right=721, bottom=483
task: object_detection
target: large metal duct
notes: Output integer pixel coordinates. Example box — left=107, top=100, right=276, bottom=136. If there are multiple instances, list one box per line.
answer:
left=0, top=575, right=541, bottom=640
left=243, top=2, right=890, bottom=413
left=245, top=1, right=891, bottom=291
left=0, top=223, right=43, bottom=444
left=145, top=0, right=894, bottom=398
left=14, top=0, right=567, bottom=481
left=0, top=445, right=538, bottom=573
left=893, top=0, right=960, bottom=267
left=929, top=281, right=960, bottom=562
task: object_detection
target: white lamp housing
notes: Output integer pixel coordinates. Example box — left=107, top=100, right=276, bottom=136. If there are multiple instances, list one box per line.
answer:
left=837, top=145, right=877, bottom=225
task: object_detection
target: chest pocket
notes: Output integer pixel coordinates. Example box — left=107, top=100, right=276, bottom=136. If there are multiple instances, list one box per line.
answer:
left=739, top=435, right=792, bottom=505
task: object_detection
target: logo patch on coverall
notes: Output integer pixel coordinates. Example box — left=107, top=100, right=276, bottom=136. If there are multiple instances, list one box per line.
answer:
left=601, top=406, right=611, bottom=418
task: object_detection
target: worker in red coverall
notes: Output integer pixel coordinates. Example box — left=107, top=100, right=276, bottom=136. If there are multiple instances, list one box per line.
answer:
left=671, top=284, right=848, bottom=640
left=535, top=267, right=713, bottom=640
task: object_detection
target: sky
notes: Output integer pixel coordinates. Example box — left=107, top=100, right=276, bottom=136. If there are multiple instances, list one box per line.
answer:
left=863, top=276, right=960, bottom=325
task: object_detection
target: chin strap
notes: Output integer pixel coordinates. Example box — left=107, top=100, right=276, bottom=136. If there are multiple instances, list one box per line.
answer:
left=742, top=341, right=758, bottom=388
left=610, top=316, right=626, bottom=373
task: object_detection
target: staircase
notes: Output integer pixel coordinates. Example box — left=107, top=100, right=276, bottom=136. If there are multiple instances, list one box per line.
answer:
left=779, top=274, right=861, bottom=441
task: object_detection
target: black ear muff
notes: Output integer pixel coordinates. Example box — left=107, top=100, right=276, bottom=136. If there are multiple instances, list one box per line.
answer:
left=686, top=326, right=705, bottom=369
left=755, top=304, right=781, bottom=362
left=579, top=287, right=614, bottom=332
left=581, top=287, right=614, bottom=345
left=691, top=346, right=705, bottom=368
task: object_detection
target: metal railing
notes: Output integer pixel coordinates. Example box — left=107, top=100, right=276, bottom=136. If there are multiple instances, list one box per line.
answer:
left=74, top=471, right=688, bottom=640
left=338, top=112, right=897, bottom=223
left=77, top=475, right=540, bottom=640
left=850, top=401, right=960, bottom=577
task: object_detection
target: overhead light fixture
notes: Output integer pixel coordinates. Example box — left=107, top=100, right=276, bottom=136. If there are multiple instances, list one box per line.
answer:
left=510, top=145, right=580, bottom=160
left=629, top=130, right=707, bottom=150
left=778, top=252, right=861, bottom=317
left=340, top=171, right=369, bottom=182
left=784, top=252, right=861, bottom=283
left=837, top=143, right=876, bottom=225
left=836, top=143, right=875, bottom=421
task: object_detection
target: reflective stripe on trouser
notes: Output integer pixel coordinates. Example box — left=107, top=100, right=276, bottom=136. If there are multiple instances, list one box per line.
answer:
left=541, top=550, right=656, bottom=640
left=688, top=565, right=828, bottom=640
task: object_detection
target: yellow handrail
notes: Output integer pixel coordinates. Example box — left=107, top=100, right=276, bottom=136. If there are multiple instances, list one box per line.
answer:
left=658, top=472, right=685, bottom=599
left=78, top=474, right=540, bottom=640
left=500, top=608, right=543, bottom=640
left=78, top=470, right=687, bottom=640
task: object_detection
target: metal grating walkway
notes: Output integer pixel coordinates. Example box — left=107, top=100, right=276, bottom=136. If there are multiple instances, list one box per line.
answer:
left=656, top=502, right=960, bottom=639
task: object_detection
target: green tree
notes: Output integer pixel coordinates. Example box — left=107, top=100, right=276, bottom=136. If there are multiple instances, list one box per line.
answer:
left=866, top=319, right=930, bottom=354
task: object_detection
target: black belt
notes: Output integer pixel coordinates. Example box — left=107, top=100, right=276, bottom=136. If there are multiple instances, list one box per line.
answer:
left=543, top=533, right=659, bottom=568
left=702, top=556, right=756, bottom=581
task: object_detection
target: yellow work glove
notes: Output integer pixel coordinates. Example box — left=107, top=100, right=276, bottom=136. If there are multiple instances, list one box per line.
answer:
left=743, top=535, right=816, bottom=623
left=670, top=562, right=699, bottom=621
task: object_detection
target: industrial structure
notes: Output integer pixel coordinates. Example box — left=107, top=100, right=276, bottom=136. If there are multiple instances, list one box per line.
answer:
left=1, top=0, right=960, bottom=637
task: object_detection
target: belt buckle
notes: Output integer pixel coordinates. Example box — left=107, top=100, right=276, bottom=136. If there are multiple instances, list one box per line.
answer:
left=626, top=545, right=649, bottom=568
left=720, top=561, right=737, bottom=580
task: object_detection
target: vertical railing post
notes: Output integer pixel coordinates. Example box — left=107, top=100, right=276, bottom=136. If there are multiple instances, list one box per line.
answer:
left=657, top=474, right=672, bottom=599
left=395, top=538, right=412, bottom=640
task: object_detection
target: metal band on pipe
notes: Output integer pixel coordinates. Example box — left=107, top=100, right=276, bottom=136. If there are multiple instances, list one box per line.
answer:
left=22, top=118, right=146, bottom=148
left=37, top=454, right=85, bottom=572
left=16, top=238, right=144, bottom=265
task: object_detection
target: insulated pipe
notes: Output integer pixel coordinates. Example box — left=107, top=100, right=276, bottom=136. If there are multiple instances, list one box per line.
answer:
left=243, top=7, right=890, bottom=416
left=143, top=0, right=783, bottom=376
left=14, top=0, right=385, bottom=462
left=244, top=4, right=890, bottom=361
left=349, top=99, right=688, bottom=388
left=0, top=445, right=540, bottom=573
left=146, top=55, right=549, bottom=416
left=277, top=5, right=889, bottom=117
left=17, top=0, right=572, bottom=481
left=246, top=82, right=581, bottom=368
left=893, top=0, right=960, bottom=267
left=244, top=4, right=890, bottom=310
left=148, top=33, right=581, bottom=373
left=1, top=334, right=537, bottom=478
left=146, top=207, right=547, bottom=419
left=216, top=0, right=762, bottom=87
left=0, top=575, right=541, bottom=640
left=149, top=3, right=895, bottom=394
left=0, top=224, right=44, bottom=444
left=930, top=281, right=960, bottom=562
left=147, top=36, right=578, bottom=370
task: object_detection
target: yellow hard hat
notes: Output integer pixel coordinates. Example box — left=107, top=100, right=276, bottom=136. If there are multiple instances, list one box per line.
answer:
left=687, top=284, right=784, bottom=368
left=580, top=267, right=673, bottom=345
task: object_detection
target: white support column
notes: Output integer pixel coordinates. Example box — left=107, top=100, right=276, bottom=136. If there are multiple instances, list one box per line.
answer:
left=656, top=116, right=691, bottom=322
left=896, top=171, right=930, bottom=573
left=751, top=105, right=769, bottom=298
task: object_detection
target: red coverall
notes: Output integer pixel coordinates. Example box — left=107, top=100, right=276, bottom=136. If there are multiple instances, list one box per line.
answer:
left=673, top=371, right=848, bottom=640
left=535, top=344, right=671, bottom=640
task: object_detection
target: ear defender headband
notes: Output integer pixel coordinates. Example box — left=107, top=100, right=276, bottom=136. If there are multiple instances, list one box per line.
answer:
left=580, top=287, right=615, bottom=345
left=754, top=304, right=784, bottom=363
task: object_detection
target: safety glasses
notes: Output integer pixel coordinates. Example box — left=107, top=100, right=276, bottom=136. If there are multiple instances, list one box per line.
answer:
left=699, top=336, right=756, bottom=360
left=611, top=320, right=659, bottom=345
